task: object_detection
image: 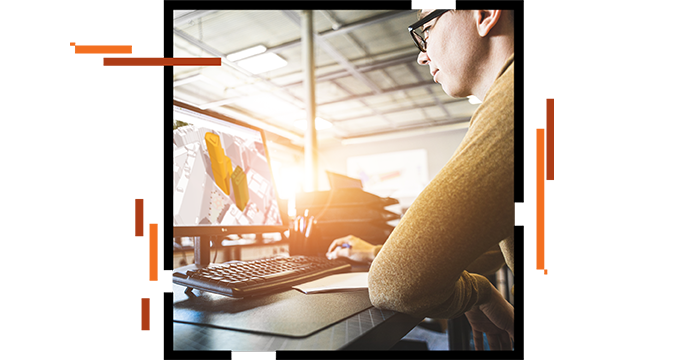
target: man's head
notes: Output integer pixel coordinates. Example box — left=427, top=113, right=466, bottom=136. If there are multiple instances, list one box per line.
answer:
left=411, top=9, right=514, bottom=100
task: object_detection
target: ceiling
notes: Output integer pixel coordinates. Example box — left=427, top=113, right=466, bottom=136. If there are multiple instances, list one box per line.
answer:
left=172, top=10, right=479, bottom=149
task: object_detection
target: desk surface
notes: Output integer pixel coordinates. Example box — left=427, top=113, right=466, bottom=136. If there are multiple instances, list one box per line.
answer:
left=171, top=272, right=423, bottom=351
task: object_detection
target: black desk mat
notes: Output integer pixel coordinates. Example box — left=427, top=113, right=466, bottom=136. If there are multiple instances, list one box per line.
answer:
left=172, top=286, right=373, bottom=338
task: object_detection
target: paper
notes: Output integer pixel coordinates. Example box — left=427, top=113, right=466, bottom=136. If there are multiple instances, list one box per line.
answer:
left=293, top=272, right=369, bottom=294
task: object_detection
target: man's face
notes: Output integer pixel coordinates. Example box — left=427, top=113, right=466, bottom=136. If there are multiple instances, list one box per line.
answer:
left=417, top=10, right=483, bottom=98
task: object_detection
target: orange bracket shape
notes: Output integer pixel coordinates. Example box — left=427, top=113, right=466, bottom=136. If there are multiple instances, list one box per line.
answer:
left=70, top=0, right=221, bottom=359
left=526, top=70, right=554, bottom=298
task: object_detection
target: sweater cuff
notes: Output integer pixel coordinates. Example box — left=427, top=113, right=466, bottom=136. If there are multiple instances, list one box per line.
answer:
left=472, top=273, right=495, bottom=308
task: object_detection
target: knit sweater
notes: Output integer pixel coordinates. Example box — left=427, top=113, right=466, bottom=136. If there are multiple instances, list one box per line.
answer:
left=368, top=54, right=515, bottom=319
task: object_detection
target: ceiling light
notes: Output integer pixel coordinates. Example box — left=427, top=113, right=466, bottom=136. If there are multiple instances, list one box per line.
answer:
left=226, top=45, right=267, bottom=62
left=295, top=117, right=333, bottom=131
left=237, top=53, right=288, bottom=74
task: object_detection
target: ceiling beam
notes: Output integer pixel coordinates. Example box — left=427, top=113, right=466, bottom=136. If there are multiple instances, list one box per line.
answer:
left=282, top=10, right=383, bottom=95
left=175, top=52, right=422, bottom=110
left=340, top=118, right=471, bottom=145
left=263, top=10, right=414, bottom=55
left=330, top=79, right=396, bottom=127
left=320, top=10, right=414, bottom=39
left=277, top=52, right=417, bottom=88
left=317, top=80, right=438, bottom=107
left=173, top=27, right=309, bottom=111
left=171, top=10, right=452, bottom=145
left=173, top=10, right=219, bottom=28
left=332, top=98, right=465, bottom=123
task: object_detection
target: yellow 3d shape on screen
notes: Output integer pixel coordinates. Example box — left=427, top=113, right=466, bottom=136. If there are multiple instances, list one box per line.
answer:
left=231, top=165, right=249, bottom=211
left=205, top=132, right=232, bottom=196
left=205, top=132, right=250, bottom=211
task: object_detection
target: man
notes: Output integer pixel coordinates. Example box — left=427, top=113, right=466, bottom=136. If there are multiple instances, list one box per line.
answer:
left=327, top=9, right=515, bottom=350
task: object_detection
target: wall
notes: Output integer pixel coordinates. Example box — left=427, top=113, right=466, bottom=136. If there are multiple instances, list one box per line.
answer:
left=316, top=128, right=469, bottom=202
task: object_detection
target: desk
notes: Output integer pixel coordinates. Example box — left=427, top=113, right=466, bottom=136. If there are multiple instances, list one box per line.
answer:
left=171, top=271, right=424, bottom=351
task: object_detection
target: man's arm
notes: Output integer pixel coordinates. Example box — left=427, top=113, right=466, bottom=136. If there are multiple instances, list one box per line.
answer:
left=367, top=59, right=515, bottom=319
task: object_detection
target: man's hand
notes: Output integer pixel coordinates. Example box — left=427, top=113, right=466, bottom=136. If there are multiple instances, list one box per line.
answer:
left=326, top=235, right=378, bottom=263
left=465, top=284, right=514, bottom=350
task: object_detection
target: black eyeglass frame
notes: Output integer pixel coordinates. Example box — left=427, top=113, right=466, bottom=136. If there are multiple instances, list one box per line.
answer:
left=407, top=10, right=450, bottom=52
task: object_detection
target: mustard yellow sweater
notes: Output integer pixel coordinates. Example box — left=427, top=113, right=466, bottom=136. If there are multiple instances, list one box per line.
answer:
left=368, top=55, right=515, bottom=319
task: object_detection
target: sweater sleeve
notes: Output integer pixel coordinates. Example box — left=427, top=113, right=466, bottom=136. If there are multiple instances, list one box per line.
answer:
left=367, top=57, right=515, bottom=319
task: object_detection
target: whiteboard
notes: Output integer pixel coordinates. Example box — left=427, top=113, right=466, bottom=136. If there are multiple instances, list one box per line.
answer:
left=347, top=149, right=429, bottom=206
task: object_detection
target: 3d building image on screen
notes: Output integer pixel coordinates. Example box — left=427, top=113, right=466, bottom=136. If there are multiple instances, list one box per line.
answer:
left=173, top=104, right=283, bottom=229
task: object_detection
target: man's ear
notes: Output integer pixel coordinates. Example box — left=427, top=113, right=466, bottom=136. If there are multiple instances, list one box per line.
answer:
left=475, top=10, right=502, bottom=37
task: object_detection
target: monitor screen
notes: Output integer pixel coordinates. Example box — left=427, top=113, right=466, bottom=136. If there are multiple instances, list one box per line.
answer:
left=173, top=101, right=285, bottom=236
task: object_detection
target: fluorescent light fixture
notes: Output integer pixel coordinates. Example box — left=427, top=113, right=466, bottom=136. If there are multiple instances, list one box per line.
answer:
left=226, top=45, right=267, bottom=62
left=237, top=53, right=288, bottom=74
left=295, top=117, right=333, bottom=131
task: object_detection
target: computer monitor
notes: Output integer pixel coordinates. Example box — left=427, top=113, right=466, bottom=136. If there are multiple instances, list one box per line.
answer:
left=172, top=100, right=287, bottom=237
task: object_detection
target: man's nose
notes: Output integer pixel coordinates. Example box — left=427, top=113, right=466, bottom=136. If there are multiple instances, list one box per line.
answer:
left=417, top=51, right=429, bottom=65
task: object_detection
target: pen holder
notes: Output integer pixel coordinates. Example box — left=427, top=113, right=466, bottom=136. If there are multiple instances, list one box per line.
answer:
left=289, top=214, right=315, bottom=256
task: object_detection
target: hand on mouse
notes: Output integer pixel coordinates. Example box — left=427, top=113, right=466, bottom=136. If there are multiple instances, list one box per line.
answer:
left=326, top=235, right=379, bottom=263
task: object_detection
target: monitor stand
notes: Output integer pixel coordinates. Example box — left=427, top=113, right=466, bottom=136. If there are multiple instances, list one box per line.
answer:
left=191, top=232, right=290, bottom=268
left=193, top=236, right=211, bottom=268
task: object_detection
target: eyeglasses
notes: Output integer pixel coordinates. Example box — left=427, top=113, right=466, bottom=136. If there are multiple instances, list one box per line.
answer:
left=407, top=10, right=450, bottom=52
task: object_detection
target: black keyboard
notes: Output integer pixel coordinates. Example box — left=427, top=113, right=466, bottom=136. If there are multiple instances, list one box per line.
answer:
left=173, top=256, right=352, bottom=298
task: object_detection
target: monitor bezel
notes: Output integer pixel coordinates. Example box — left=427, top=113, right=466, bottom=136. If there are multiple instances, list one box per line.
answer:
left=172, top=99, right=288, bottom=237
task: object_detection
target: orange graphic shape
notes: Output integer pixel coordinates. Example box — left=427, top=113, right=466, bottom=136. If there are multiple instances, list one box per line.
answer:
left=88, top=215, right=163, bottom=291
left=70, top=0, right=221, bottom=359
left=526, top=70, right=554, bottom=298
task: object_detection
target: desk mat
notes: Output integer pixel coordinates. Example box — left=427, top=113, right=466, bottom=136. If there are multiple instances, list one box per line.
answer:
left=172, top=285, right=373, bottom=338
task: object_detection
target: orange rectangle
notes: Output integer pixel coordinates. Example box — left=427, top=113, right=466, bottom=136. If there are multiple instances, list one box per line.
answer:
left=150, top=224, right=158, bottom=281
left=141, top=298, right=150, bottom=331
left=103, top=58, right=221, bottom=66
left=536, top=129, right=545, bottom=270
left=135, top=199, right=143, bottom=237
left=75, top=45, right=132, bottom=54
left=547, top=99, right=554, bottom=180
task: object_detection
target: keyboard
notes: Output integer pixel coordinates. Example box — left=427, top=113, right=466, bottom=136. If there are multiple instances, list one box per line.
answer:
left=173, top=256, right=352, bottom=298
